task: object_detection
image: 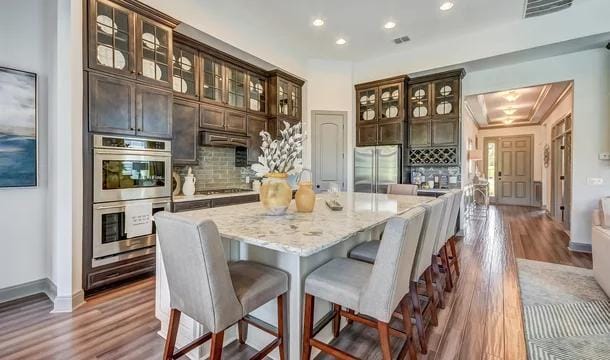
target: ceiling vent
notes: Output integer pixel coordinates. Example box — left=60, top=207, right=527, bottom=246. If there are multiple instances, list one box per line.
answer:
left=523, top=0, right=572, bottom=18
left=393, top=35, right=411, bottom=45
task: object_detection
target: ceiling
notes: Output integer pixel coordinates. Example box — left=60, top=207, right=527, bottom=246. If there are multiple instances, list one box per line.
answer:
left=464, top=81, right=572, bottom=128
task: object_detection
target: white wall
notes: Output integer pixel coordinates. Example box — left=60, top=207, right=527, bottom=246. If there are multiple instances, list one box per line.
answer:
left=461, top=109, right=479, bottom=185
left=0, top=0, right=55, bottom=289
left=304, top=59, right=354, bottom=191
left=463, top=49, right=610, bottom=248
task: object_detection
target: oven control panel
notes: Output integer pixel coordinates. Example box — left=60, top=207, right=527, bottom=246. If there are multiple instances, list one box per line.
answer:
left=94, top=135, right=171, bottom=152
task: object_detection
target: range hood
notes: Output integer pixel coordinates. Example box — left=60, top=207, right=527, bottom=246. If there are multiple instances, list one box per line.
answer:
left=199, top=131, right=249, bottom=148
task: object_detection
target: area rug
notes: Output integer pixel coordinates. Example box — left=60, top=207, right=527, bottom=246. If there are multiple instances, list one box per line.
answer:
left=517, top=259, right=610, bottom=360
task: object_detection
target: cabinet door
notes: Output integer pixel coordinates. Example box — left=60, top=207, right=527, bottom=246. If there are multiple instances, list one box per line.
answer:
left=200, top=103, right=225, bottom=130
left=408, top=83, right=431, bottom=120
left=225, top=110, right=247, bottom=134
left=379, top=82, right=403, bottom=122
left=247, top=115, right=267, bottom=163
left=357, top=87, right=378, bottom=124
left=136, top=85, right=173, bottom=138
left=136, top=16, right=172, bottom=87
left=378, top=122, right=403, bottom=145
left=409, top=120, right=431, bottom=147
left=289, top=82, right=301, bottom=120
left=432, top=79, right=459, bottom=118
left=88, top=0, right=135, bottom=78
left=89, top=73, right=136, bottom=135
left=201, top=55, right=224, bottom=104
left=225, top=65, right=247, bottom=109
left=247, top=74, right=267, bottom=114
left=172, top=99, right=199, bottom=164
left=277, top=79, right=290, bottom=117
left=431, top=118, right=458, bottom=146
left=172, top=42, right=198, bottom=99
left=357, top=124, right=378, bottom=146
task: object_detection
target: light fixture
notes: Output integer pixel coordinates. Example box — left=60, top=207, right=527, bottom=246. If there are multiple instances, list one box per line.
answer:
left=312, top=18, right=324, bottom=27
left=336, top=38, right=347, bottom=45
left=503, top=91, right=520, bottom=102
left=384, top=21, right=396, bottom=29
left=503, top=117, right=514, bottom=125
left=503, top=107, right=517, bottom=116
left=440, top=1, right=454, bottom=11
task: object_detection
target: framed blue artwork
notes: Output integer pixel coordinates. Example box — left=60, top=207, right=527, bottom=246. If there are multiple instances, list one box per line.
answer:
left=0, top=67, right=37, bottom=188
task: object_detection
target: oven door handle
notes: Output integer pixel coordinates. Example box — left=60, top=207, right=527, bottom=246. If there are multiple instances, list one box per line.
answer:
left=94, top=149, right=171, bottom=157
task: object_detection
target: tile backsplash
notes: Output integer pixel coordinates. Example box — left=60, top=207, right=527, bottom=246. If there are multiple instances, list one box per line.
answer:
left=174, top=146, right=250, bottom=191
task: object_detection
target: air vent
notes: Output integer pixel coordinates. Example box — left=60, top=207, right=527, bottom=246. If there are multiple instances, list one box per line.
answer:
left=393, top=35, right=411, bottom=45
left=524, top=0, right=572, bottom=18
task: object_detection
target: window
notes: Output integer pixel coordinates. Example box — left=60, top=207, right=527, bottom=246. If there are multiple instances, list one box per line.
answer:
left=487, top=142, right=496, bottom=197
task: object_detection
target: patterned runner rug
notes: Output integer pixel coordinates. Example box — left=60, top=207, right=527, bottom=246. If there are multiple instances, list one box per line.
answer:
left=517, top=259, right=610, bottom=360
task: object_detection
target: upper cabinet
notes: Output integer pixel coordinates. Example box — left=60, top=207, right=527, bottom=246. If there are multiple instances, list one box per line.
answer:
left=87, top=0, right=175, bottom=88
left=355, top=75, right=407, bottom=146
left=225, top=65, right=247, bottom=110
left=248, top=74, right=267, bottom=114
left=269, top=70, right=304, bottom=122
left=201, top=55, right=224, bottom=104
left=172, top=42, right=198, bottom=99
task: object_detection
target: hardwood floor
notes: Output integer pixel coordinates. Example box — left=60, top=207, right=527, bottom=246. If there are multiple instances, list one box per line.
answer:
left=0, top=205, right=592, bottom=360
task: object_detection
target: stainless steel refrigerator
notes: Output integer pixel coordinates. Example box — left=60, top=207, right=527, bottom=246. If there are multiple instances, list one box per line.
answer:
left=354, top=145, right=401, bottom=193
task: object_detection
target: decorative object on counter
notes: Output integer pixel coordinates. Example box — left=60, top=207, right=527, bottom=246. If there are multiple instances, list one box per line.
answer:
left=182, top=167, right=196, bottom=196
left=0, top=67, right=37, bottom=188
left=427, top=180, right=435, bottom=189
left=325, top=199, right=343, bottom=211
left=172, top=171, right=181, bottom=196
left=253, top=121, right=304, bottom=215
left=295, top=169, right=315, bottom=212
left=252, top=179, right=261, bottom=192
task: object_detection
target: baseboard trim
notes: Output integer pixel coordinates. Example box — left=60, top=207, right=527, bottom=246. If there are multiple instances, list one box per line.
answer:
left=52, top=289, right=86, bottom=313
left=568, top=241, right=592, bottom=253
left=0, top=278, right=56, bottom=304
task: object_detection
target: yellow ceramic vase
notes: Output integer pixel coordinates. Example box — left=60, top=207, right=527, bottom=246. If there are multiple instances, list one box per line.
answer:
left=260, top=173, right=292, bottom=215
left=295, top=181, right=316, bottom=212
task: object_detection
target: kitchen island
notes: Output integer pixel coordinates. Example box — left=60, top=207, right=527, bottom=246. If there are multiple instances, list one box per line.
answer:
left=156, top=192, right=433, bottom=359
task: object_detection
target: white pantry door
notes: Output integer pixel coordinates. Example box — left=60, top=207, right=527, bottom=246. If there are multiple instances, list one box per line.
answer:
left=311, top=111, right=346, bottom=192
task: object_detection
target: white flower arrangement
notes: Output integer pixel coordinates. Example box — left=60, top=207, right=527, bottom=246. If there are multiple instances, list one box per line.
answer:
left=251, top=121, right=304, bottom=177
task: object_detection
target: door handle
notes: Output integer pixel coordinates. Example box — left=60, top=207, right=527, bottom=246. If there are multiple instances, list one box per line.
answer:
left=498, top=171, right=502, bottom=176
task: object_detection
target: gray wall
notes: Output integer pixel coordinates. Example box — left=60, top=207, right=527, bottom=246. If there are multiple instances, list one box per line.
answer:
left=174, top=146, right=248, bottom=191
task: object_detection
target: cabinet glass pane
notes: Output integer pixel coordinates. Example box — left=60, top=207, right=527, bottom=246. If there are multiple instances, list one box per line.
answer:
left=278, top=82, right=289, bottom=115
left=290, top=85, right=300, bottom=118
left=172, top=47, right=196, bottom=96
left=380, top=85, right=400, bottom=119
left=410, top=85, right=429, bottom=118
left=227, top=68, right=245, bottom=108
left=433, top=80, right=456, bottom=116
left=95, top=2, right=130, bottom=71
left=358, top=89, right=377, bottom=122
left=202, top=58, right=223, bottom=102
left=141, top=21, right=169, bottom=82
left=249, top=76, right=266, bottom=112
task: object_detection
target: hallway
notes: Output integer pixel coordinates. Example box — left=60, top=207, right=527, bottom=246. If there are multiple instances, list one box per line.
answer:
left=0, top=206, right=592, bottom=360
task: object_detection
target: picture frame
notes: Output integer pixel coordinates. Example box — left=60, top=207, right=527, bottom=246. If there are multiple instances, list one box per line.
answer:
left=0, top=66, right=38, bottom=188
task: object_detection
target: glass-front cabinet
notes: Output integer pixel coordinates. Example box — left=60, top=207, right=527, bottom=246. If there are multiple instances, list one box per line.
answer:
left=357, top=88, right=378, bottom=124
left=201, top=55, right=224, bottom=103
left=88, top=0, right=134, bottom=77
left=137, top=17, right=171, bottom=86
left=172, top=43, right=198, bottom=98
left=432, top=78, right=459, bottom=117
left=277, top=79, right=290, bottom=117
left=379, top=83, right=403, bottom=121
left=226, top=65, right=247, bottom=109
left=248, top=74, right=267, bottom=114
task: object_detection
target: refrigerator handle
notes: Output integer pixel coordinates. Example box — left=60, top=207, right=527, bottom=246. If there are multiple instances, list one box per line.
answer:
left=374, top=147, right=378, bottom=193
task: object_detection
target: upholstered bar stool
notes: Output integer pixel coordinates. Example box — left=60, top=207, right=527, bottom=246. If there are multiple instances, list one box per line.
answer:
left=444, top=190, right=463, bottom=287
left=154, top=212, right=289, bottom=360
left=302, top=207, right=426, bottom=360
left=432, top=193, right=454, bottom=293
left=387, top=184, right=419, bottom=195
left=347, top=199, right=445, bottom=354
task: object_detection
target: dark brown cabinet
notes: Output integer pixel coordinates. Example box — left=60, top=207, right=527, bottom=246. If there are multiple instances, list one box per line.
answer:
left=136, top=17, right=172, bottom=87
left=225, top=110, right=247, bottom=134
left=225, top=65, right=247, bottom=110
left=172, top=42, right=198, bottom=99
left=246, top=115, right=267, bottom=163
left=199, top=103, right=246, bottom=135
left=136, top=85, right=173, bottom=138
left=247, top=73, right=267, bottom=114
left=89, top=72, right=136, bottom=135
left=268, top=70, right=304, bottom=136
left=355, top=75, right=407, bottom=146
left=172, top=99, right=199, bottom=164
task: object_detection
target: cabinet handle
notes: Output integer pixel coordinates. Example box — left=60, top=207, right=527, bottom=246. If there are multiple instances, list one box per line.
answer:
left=131, top=69, right=136, bottom=74
left=138, top=71, right=143, bottom=75
left=129, top=127, right=134, bottom=130
left=137, top=128, right=142, bottom=132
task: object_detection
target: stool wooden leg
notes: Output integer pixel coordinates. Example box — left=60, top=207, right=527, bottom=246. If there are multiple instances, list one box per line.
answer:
left=346, top=309, right=354, bottom=325
left=441, top=245, right=454, bottom=291
left=277, top=293, right=286, bottom=360
left=163, top=309, right=181, bottom=360
left=238, top=320, right=248, bottom=344
left=400, top=298, right=417, bottom=360
left=377, top=321, right=392, bottom=360
left=449, top=236, right=460, bottom=277
left=424, top=268, right=438, bottom=326
left=302, top=294, right=315, bottom=360
left=332, top=303, right=341, bottom=338
left=209, top=331, right=224, bottom=360
left=410, top=281, right=427, bottom=354
left=431, top=254, right=446, bottom=309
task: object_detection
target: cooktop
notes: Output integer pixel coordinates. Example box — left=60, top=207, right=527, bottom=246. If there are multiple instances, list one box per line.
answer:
left=196, top=188, right=251, bottom=195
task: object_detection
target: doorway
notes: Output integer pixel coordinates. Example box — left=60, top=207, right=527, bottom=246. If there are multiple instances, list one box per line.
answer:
left=551, top=114, right=572, bottom=229
left=311, top=111, right=347, bottom=192
left=484, top=135, right=534, bottom=206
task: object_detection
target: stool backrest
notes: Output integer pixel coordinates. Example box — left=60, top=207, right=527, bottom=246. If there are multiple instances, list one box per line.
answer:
left=445, top=190, right=463, bottom=241
left=434, top=193, right=454, bottom=253
left=359, top=206, right=425, bottom=323
left=387, top=184, right=418, bottom=196
left=411, top=198, right=446, bottom=281
left=155, top=212, right=242, bottom=333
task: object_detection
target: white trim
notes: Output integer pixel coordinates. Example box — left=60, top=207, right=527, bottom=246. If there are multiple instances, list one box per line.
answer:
left=0, top=278, right=56, bottom=304
left=568, top=241, right=592, bottom=253
left=51, top=289, right=85, bottom=313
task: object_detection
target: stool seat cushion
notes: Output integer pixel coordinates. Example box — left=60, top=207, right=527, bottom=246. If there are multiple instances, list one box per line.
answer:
left=304, top=258, right=373, bottom=310
left=349, top=241, right=380, bottom=264
left=229, top=261, right=289, bottom=315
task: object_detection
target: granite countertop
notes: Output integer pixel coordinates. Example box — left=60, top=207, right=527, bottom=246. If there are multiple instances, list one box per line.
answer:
left=173, top=191, right=258, bottom=203
left=170, top=192, right=433, bottom=256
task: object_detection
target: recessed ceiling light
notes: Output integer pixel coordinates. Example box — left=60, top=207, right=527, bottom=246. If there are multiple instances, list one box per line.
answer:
left=440, top=1, right=454, bottom=11
left=503, top=91, right=520, bottom=102
left=503, top=107, right=517, bottom=115
left=312, top=18, right=324, bottom=27
left=336, top=38, right=347, bottom=45
left=384, top=21, right=396, bottom=29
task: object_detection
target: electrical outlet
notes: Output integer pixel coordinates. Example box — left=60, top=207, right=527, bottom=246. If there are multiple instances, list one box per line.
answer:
left=587, top=177, right=604, bottom=185
left=599, top=153, right=610, bottom=160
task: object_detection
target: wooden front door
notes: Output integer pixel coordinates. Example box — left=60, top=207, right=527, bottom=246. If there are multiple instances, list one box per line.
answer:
left=497, top=136, right=533, bottom=206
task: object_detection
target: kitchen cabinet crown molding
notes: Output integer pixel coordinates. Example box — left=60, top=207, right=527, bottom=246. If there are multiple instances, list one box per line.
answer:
left=407, top=68, right=466, bottom=85
left=107, top=0, right=180, bottom=28
left=354, top=74, right=409, bottom=90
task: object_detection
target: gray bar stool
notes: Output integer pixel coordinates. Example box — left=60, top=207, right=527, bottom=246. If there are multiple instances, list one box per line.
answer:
left=302, top=207, right=426, bottom=360
left=155, top=212, right=289, bottom=360
left=387, top=184, right=419, bottom=195
left=433, top=192, right=454, bottom=292
left=444, top=189, right=463, bottom=287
